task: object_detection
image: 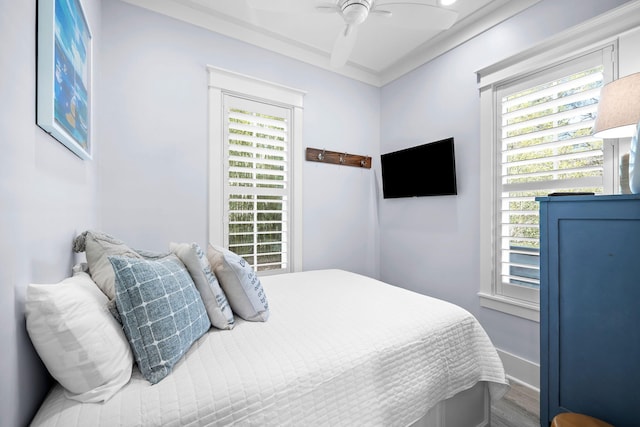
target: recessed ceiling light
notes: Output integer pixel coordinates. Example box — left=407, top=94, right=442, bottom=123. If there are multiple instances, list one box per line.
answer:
left=440, top=0, right=457, bottom=6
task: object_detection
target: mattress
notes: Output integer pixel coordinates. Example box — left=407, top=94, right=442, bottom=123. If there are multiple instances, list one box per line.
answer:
left=31, top=269, right=507, bottom=427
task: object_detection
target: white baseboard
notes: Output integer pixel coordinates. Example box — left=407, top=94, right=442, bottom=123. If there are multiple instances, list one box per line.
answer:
left=496, top=349, right=540, bottom=391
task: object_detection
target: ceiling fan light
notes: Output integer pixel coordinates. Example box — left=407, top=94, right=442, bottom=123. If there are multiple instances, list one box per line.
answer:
left=440, top=0, right=457, bottom=5
left=341, top=0, right=370, bottom=25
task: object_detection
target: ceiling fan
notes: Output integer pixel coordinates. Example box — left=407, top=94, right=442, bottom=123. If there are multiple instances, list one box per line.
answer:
left=245, top=0, right=459, bottom=68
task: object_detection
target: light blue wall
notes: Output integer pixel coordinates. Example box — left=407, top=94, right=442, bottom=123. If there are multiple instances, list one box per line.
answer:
left=0, top=0, right=101, bottom=426
left=379, top=0, right=632, bottom=367
left=99, top=0, right=381, bottom=277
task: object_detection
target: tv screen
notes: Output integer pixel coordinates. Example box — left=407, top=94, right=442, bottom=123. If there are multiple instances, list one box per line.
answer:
left=381, top=137, right=457, bottom=199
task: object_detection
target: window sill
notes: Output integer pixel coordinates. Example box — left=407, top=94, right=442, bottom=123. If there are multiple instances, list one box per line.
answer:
left=478, top=292, right=539, bottom=322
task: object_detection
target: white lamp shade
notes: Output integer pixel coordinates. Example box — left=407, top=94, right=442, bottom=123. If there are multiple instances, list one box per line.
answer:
left=593, top=72, right=640, bottom=139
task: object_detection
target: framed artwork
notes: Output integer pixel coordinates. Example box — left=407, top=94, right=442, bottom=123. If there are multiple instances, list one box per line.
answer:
left=37, top=0, right=92, bottom=160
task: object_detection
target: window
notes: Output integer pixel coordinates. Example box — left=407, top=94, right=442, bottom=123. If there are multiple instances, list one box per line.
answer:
left=497, top=53, right=614, bottom=302
left=479, top=45, right=618, bottom=321
left=224, top=95, right=290, bottom=272
left=208, top=67, right=304, bottom=274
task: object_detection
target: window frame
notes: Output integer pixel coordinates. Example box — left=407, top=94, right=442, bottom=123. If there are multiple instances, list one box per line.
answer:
left=476, top=20, right=634, bottom=321
left=208, top=66, right=305, bottom=274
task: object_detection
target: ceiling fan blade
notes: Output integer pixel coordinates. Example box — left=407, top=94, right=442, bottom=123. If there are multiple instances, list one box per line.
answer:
left=330, top=24, right=359, bottom=68
left=244, top=0, right=316, bottom=15
left=372, top=2, right=458, bottom=30
left=315, top=2, right=340, bottom=13
left=370, top=9, right=393, bottom=18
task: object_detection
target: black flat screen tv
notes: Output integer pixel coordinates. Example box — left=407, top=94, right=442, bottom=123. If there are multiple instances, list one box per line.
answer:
left=381, top=137, right=457, bottom=199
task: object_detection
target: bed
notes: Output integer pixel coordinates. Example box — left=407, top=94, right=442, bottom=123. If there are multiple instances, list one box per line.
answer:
left=28, top=265, right=507, bottom=427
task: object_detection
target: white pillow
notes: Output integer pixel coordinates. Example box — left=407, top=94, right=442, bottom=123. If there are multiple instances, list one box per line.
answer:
left=207, top=244, right=269, bottom=322
left=171, top=242, right=235, bottom=330
left=25, top=271, right=133, bottom=403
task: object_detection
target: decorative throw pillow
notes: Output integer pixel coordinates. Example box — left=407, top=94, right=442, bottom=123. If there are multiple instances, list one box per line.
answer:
left=206, top=244, right=269, bottom=322
left=25, top=271, right=134, bottom=403
left=171, top=242, right=235, bottom=330
left=109, top=255, right=211, bottom=384
left=73, top=230, right=143, bottom=300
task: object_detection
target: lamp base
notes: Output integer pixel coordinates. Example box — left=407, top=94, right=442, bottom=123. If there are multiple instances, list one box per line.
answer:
left=628, top=120, right=640, bottom=194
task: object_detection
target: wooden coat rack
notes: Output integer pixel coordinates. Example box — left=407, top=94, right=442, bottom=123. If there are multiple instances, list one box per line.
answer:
left=305, top=147, right=371, bottom=169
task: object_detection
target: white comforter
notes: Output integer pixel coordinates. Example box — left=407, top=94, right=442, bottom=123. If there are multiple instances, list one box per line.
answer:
left=31, top=269, right=507, bottom=427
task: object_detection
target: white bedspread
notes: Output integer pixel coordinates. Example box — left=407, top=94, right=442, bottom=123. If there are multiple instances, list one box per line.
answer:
left=31, top=269, right=507, bottom=427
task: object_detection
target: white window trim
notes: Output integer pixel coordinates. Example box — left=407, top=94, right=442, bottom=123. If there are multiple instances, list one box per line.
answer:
left=477, top=1, right=640, bottom=322
left=207, top=66, right=305, bottom=273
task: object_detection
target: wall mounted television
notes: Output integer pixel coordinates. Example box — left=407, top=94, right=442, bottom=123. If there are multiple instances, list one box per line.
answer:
left=381, top=137, right=457, bottom=199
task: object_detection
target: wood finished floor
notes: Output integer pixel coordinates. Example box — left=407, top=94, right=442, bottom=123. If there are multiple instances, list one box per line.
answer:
left=491, top=381, right=540, bottom=427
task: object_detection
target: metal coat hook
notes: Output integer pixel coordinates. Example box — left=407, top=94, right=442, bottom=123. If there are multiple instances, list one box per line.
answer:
left=318, top=149, right=326, bottom=161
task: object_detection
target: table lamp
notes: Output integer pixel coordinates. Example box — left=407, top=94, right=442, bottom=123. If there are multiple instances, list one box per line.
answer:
left=593, top=72, right=640, bottom=193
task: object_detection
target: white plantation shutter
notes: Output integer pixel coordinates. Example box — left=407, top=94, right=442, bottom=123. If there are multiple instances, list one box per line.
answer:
left=223, top=94, right=291, bottom=272
left=494, top=49, right=614, bottom=302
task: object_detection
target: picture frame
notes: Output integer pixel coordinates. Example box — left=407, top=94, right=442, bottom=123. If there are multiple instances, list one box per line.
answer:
left=37, top=0, right=92, bottom=160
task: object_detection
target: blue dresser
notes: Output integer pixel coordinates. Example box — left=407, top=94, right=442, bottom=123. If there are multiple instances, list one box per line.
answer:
left=538, top=194, right=640, bottom=427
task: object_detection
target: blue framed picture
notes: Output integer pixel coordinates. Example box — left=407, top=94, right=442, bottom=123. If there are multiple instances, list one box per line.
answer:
left=37, top=0, right=92, bottom=160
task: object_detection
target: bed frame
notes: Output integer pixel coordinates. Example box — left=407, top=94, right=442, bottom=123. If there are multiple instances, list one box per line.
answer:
left=412, top=381, right=489, bottom=427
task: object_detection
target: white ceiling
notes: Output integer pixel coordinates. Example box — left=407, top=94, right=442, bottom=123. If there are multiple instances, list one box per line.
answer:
left=121, top=0, right=541, bottom=86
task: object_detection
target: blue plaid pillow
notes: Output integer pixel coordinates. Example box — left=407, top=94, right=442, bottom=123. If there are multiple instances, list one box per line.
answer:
left=109, top=255, right=211, bottom=384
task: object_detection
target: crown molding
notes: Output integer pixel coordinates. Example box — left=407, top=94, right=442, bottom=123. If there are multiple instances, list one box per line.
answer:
left=477, top=0, right=640, bottom=88
left=121, top=0, right=382, bottom=86
left=123, top=0, right=542, bottom=87
left=379, top=0, right=541, bottom=86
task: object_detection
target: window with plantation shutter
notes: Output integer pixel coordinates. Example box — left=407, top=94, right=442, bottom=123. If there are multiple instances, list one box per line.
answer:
left=496, top=53, right=614, bottom=302
left=208, top=66, right=304, bottom=276
left=224, top=95, right=290, bottom=272
left=479, top=45, right=618, bottom=320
